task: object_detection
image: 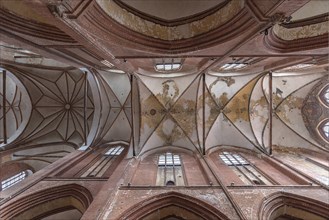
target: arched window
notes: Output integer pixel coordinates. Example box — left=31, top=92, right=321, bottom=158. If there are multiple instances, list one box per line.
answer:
left=156, top=153, right=184, bottom=186
left=219, top=152, right=273, bottom=185
left=318, top=84, right=329, bottom=107
left=324, top=89, right=329, bottom=104
left=1, top=170, right=32, bottom=191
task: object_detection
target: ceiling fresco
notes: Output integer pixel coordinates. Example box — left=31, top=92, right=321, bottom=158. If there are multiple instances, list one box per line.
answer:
left=137, top=73, right=200, bottom=155
left=272, top=73, right=328, bottom=152
left=204, top=73, right=270, bottom=153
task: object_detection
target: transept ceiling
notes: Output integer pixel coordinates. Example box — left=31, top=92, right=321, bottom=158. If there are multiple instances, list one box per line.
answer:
left=0, top=0, right=328, bottom=169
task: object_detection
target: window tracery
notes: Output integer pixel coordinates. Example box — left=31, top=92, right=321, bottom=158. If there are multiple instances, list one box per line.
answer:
left=323, top=121, right=329, bottom=138
left=303, top=80, right=329, bottom=146
left=318, top=84, right=329, bottom=107
left=318, top=119, right=329, bottom=142
left=324, top=88, right=329, bottom=104
left=316, top=83, right=329, bottom=143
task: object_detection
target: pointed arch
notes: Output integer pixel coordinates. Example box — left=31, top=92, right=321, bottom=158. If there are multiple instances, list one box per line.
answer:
left=118, top=191, right=229, bottom=220
left=258, top=191, right=329, bottom=220
left=0, top=184, right=93, bottom=219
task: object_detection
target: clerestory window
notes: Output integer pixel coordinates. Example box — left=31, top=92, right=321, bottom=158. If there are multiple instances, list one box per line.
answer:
left=219, top=152, right=273, bottom=186
left=1, top=170, right=31, bottom=191
left=81, top=146, right=125, bottom=177
left=156, top=153, right=184, bottom=186
left=104, top=146, right=124, bottom=156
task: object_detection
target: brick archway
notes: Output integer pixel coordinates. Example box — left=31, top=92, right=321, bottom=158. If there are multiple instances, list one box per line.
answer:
left=258, top=191, right=329, bottom=220
left=118, top=191, right=229, bottom=220
left=0, top=184, right=93, bottom=219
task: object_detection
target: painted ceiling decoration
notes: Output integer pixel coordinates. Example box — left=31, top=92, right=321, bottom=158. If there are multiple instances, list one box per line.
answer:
left=273, top=73, right=328, bottom=151
left=0, top=0, right=328, bottom=170
left=204, top=73, right=271, bottom=153
left=137, top=73, right=200, bottom=155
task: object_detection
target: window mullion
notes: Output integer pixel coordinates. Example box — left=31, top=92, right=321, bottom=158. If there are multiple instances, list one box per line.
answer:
left=242, top=165, right=265, bottom=185
left=224, top=154, right=235, bottom=166
left=172, top=154, right=176, bottom=183
left=234, top=165, right=253, bottom=185
left=249, top=163, right=277, bottom=185
left=231, top=154, right=261, bottom=185
left=164, top=154, right=167, bottom=185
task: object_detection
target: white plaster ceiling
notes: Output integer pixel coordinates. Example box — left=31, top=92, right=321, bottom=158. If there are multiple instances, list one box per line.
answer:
left=291, top=0, right=329, bottom=21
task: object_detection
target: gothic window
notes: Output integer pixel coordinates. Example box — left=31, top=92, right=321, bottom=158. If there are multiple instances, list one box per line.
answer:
left=319, top=84, right=329, bottom=107
left=156, top=153, right=185, bottom=186
left=81, top=146, right=125, bottom=177
left=324, top=88, right=329, bottom=104
left=219, top=152, right=273, bottom=185
left=1, top=170, right=30, bottom=191
left=318, top=119, right=329, bottom=142
left=323, top=121, right=329, bottom=139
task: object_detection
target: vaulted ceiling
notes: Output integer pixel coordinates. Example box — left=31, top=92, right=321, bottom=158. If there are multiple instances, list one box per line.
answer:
left=0, top=0, right=328, bottom=168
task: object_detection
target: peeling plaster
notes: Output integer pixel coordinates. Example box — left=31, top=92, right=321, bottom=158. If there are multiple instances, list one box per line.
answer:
left=276, top=96, right=304, bottom=124
left=97, top=0, right=244, bottom=40
left=273, top=19, right=329, bottom=41
left=250, top=96, right=268, bottom=124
